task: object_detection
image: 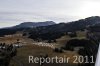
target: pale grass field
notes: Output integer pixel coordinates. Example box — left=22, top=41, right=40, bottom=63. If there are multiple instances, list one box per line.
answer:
left=9, top=44, right=79, bottom=66
left=0, top=31, right=86, bottom=66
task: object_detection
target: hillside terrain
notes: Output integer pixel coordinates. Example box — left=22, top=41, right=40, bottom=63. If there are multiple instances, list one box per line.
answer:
left=0, top=16, right=100, bottom=66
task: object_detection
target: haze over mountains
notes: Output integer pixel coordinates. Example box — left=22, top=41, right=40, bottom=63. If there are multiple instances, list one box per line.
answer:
left=13, top=21, right=56, bottom=28
left=0, top=16, right=100, bottom=37
left=4, top=16, right=100, bottom=29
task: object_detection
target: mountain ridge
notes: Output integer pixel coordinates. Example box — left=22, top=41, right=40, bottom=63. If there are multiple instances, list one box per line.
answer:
left=0, top=16, right=100, bottom=37
left=13, top=21, right=56, bottom=28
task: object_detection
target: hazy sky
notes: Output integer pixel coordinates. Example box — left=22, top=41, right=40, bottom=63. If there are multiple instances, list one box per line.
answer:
left=0, top=0, right=100, bottom=28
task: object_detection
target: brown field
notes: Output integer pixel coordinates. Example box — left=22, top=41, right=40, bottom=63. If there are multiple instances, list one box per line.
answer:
left=9, top=44, right=79, bottom=66
left=0, top=31, right=86, bottom=66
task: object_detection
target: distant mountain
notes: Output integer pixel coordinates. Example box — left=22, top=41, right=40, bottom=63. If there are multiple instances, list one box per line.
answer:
left=0, top=16, right=100, bottom=37
left=33, top=16, right=100, bottom=33
left=13, top=21, right=56, bottom=28
left=27, top=16, right=100, bottom=40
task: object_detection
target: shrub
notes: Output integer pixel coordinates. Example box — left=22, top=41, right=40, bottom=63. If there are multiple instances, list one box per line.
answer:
left=54, top=48, right=63, bottom=53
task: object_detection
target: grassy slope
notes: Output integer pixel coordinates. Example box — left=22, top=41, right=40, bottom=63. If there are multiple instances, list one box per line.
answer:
left=0, top=31, right=86, bottom=66
left=9, top=44, right=79, bottom=66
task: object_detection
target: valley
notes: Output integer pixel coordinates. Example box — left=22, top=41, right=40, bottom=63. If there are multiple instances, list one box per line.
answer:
left=0, top=16, right=100, bottom=66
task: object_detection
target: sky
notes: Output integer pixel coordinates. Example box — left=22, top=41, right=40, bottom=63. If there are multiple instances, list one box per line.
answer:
left=0, top=0, right=100, bottom=28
